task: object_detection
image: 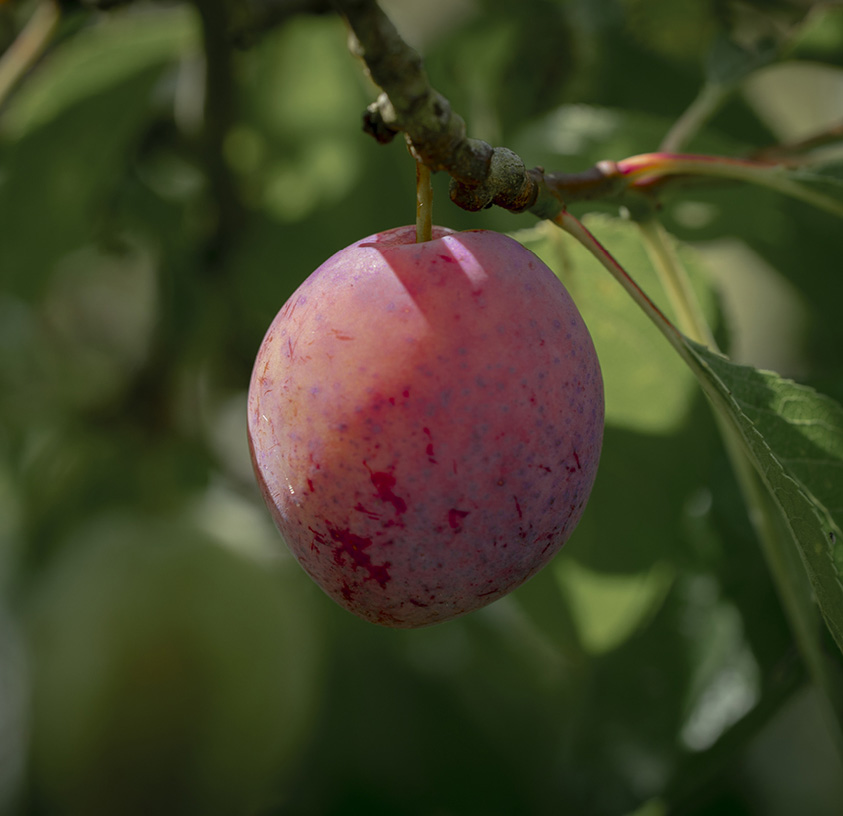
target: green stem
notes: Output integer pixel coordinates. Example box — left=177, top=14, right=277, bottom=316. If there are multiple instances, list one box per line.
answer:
left=552, top=211, right=693, bottom=364
left=660, top=82, right=729, bottom=153
left=635, top=218, right=716, bottom=349
left=617, top=153, right=843, bottom=219
left=752, top=121, right=843, bottom=163
left=0, top=0, right=61, bottom=109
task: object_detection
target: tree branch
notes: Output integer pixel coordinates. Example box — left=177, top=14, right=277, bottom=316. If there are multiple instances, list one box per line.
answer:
left=332, top=0, right=558, bottom=218
left=334, top=0, right=840, bottom=224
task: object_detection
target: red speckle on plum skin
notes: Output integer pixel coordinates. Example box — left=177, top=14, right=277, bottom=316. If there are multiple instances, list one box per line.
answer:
left=354, top=502, right=380, bottom=520
left=422, top=427, right=437, bottom=463
left=448, top=508, right=471, bottom=532
left=327, top=524, right=391, bottom=588
left=566, top=451, right=583, bottom=474
left=308, top=526, right=327, bottom=551
left=365, top=464, right=408, bottom=515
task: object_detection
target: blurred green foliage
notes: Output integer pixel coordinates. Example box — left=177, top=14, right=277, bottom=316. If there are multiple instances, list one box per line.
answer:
left=2, top=0, right=843, bottom=814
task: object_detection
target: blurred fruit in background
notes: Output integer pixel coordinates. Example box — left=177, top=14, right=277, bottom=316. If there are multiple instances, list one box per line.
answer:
left=25, top=515, right=323, bottom=816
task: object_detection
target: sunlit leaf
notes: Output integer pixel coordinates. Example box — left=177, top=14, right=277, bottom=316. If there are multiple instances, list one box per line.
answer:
left=516, top=217, right=718, bottom=434
left=554, top=557, right=673, bottom=654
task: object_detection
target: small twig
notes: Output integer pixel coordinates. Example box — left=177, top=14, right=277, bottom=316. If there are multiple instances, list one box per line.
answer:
left=751, top=121, right=843, bottom=164
left=0, top=0, right=61, bottom=111
left=660, top=82, right=730, bottom=153
left=636, top=217, right=717, bottom=349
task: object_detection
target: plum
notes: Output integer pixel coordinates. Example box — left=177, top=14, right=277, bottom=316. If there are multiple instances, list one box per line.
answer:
left=248, top=225, right=603, bottom=627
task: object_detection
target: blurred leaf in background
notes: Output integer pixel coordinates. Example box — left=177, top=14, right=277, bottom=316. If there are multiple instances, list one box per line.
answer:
left=2, top=0, right=843, bottom=815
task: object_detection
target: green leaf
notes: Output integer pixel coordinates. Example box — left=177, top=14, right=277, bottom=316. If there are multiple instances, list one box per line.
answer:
left=554, top=557, right=674, bottom=654
left=516, top=217, right=719, bottom=434
left=1, top=6, right=198, bottom=139
left=0, top=66, right=165, bottom=299
left=554, top=209, right=843, bottom=769
left=686, top=342, right=843, bottom=651
left=553, top=210, right=843, bottom=664
left=789, top=5, right=843, bottom=66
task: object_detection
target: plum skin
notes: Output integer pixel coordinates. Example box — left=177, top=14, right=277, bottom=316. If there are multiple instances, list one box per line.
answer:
left=248, top=225, right=604, bottom=628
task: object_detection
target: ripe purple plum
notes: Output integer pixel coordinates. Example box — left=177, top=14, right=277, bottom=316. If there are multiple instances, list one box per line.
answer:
left=248, top=225, right=603, bottom=627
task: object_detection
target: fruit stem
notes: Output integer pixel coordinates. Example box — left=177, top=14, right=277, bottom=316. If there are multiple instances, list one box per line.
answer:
left=416, top=161, right=433, bottom=243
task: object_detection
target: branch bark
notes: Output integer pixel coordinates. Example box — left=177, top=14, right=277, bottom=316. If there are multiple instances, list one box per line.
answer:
left=332, top=0, right=563, bottom=218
